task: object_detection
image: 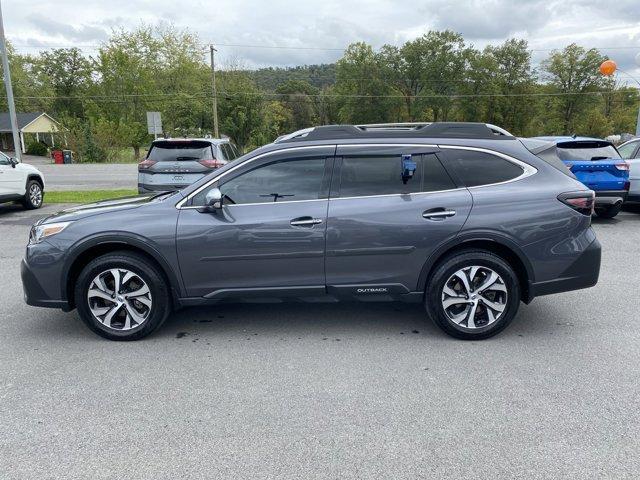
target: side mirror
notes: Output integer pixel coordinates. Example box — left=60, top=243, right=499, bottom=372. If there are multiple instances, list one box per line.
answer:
left=9, top=157, right=18, bottom=168
left=204, top=187, right=223, bottom=210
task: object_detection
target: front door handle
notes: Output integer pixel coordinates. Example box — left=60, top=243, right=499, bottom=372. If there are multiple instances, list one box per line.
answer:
left=422, top=209, right=456, bottom=220
left=290, top=216, right=323, bottom=227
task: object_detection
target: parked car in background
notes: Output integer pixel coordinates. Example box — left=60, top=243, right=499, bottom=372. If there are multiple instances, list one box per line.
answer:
left=533, top=136, right=630, bottom=218
left=23, top=123, right=601, bottom=341
left=138, top=138, right=241, bottom=193
left=0, top=150, right=45, bottom=209
left=617, top=138, right=640, bottom=203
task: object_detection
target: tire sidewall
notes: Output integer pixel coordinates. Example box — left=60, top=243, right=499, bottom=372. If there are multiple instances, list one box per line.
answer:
left=75, top=253, right=170, bottom=340
left=426, top=251, right=520, bottom=340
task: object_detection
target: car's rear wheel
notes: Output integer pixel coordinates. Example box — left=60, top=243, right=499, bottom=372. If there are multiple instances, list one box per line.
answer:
left=22, top=180, right=43, bottom=209
left=74, top=251, right=171, bottom=341
left=425, top=250, right=520, bottom=340
left=595, top=203, right=622, bottom=219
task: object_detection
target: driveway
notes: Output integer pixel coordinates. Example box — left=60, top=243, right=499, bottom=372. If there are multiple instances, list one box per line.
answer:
left=16, top=154, right=137, bottom=191
left=1, top=206, right=639, bottom=478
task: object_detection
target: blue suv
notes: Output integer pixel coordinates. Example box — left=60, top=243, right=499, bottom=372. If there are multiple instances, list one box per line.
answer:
left=532, top=137, right=630, bottom=218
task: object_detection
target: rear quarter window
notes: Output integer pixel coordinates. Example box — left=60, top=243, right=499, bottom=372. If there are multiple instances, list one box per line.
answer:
left=443, top=149, right=524, bottom=187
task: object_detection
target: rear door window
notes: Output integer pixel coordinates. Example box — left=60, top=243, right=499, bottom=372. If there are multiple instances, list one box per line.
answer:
left=220, top=143, right=235, bottom=160
left=338, top=156, right=422, bottom=197
left=148, top=141, right=214, bottom=162
left=443, top=149, right=524, bottom=187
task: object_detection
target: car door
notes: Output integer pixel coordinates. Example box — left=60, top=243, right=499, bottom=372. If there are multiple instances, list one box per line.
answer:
left=0, top=152, right=23, bottom=198
left=619, top=140, right=640, bottom=199
left=176, top=146, right=335, bottom=298
left=325, top=144, right=472, bottom=297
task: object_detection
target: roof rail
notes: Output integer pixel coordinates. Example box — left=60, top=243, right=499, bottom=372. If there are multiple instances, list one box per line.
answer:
left=274, top=122, right=515, bottom=143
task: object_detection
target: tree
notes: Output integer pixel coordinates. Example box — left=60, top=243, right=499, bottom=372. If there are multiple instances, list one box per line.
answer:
left=542, top=44, right=607, bottom=134
left=275, top=79, right=318, bottom=131
left=35, top=48, right=93, bottom=118
left=218, top=71, right=264, bottom=149
left=335, top=42, right=400, bottom=124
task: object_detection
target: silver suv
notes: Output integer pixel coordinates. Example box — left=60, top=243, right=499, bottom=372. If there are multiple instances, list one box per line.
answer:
left=22, top=123, right=601, bottom=341
left=138, top=138, right=241, bottom=193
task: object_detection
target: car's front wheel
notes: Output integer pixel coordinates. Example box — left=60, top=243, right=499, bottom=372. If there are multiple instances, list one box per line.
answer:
left=425, top=250, right=520, bottom=340
left=22, top=179, right=43, bottom=209
left=74, top=251, right=171, bottom=340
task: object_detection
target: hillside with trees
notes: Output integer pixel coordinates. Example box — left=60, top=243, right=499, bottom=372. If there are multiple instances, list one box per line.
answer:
left=1, top=25, right=637, bottom=161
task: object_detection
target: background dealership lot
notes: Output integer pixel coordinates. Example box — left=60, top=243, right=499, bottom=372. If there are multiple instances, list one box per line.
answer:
left=1, top=203, right=639, bottom=478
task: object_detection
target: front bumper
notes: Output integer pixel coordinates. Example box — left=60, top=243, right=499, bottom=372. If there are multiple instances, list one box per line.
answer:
left=21, top=259, right=71, bottom=310
left=529, top=237, right=601, bottom=298
left=594, top=190, right=628, bottom=206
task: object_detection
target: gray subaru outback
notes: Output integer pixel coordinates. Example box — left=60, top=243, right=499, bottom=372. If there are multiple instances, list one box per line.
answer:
left=22, top=123, right=601, bottom=341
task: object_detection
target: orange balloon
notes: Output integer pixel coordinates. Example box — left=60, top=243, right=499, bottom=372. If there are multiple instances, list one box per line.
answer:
left=599, top=60, right=617, bottom=76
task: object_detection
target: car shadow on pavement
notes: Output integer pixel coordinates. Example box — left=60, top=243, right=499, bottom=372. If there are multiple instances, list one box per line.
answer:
left=22, top=298, right=571, bottom=344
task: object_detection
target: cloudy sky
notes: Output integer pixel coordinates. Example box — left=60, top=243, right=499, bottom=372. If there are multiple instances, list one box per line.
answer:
left=4, top=0, right=640, bottom=79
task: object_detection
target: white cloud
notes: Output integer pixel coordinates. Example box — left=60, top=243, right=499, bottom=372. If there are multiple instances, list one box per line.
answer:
left=3, top=0, right=640, bottom=78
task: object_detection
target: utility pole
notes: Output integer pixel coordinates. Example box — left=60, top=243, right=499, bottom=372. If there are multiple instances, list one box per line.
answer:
left=209, top=44, right=219, bottom=138
left=0, top=0, right=21, bottom=161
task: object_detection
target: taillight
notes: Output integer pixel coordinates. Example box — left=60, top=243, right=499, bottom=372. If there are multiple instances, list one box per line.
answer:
left=558, top=191, right=595, bottom=216
left=198, top=159, right=226, bottom=169
left=624, top=181, right=630, bottom=191
left=615, top=161, right=629, bottom=171
left=138, top=159, right=156, bottom=170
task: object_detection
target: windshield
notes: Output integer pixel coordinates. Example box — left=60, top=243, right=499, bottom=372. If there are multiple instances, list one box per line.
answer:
left=556, top=141, right=621, bottom=161
left=148, top=141, right=214, bottom=162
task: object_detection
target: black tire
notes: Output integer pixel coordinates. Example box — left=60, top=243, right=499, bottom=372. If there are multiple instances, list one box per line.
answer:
left=595, top=203, right=622, bottom=219
left=425, top=250, right=520, bottom=340
left=22, top=179, right=43, bottom=209
left=74, top=251, right=171, bottom=341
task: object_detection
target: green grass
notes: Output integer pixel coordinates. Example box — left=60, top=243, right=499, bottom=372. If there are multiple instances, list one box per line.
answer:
left=45, top=189, right=138, bottom=204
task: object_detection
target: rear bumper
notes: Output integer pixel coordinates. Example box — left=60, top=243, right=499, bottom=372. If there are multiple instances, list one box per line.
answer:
left=21, top=259, right=71, bottom=310
left=594, top=190, right=628, bottom=206
left=529, top=237, right=601, bottom=298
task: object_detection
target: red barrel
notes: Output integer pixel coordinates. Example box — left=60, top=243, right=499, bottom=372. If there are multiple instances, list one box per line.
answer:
left=51, top=150, right=63, bottom=164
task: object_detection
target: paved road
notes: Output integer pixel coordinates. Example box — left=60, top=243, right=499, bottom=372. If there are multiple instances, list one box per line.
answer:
left=1, top=205, right=639, bottom=479
left=20, top=154, right=137, bottom=191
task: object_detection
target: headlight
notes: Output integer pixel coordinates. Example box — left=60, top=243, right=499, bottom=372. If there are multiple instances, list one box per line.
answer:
left=28, top=222, right=72, bottom=244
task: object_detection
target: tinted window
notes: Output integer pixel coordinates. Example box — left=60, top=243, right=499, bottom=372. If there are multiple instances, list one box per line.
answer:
left=220, top=143, right=235, bottom=160
left=556, top=141, right=621, bottom=161
left=0, top=152, right=9, bottom=165
left=339, top=156, right=422, bottom=197
left=423, top=154, right=457, bottom=192
left=216, top=158, right=326, bottom=205
left=148, top=141, right=214, bottom=162
left=618, top=141, right=639, bottom=159
left=445, top=150, right=524, bottom=187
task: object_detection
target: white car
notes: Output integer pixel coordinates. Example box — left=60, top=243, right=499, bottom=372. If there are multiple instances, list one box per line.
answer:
left=618, top=139, right=640, bottom=204
left=0, top=151, right=45, bottom=209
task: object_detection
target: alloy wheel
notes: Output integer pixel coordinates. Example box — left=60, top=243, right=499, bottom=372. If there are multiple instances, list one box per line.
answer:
left=87, top=268, right=152, bottom=331
left=29, top=183, right=42, bottom=207
left=441, top=266, right=508, bottom=329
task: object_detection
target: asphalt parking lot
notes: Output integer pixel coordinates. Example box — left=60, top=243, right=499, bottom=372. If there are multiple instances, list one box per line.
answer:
left=1, top=203, right=639, bottom=479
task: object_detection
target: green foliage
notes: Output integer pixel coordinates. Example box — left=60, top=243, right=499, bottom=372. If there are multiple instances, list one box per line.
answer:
left=1, top=29, right=638, bottom=164
left=25, top=140, right=48, bottom=156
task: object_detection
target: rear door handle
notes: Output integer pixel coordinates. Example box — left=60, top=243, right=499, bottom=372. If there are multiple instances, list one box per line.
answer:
left=290, top=216, right=323, bottom=227
left=422, top=209, right=456, bottom=220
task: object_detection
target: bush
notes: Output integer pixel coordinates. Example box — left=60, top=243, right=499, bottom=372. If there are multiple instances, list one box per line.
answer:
left=25, top=140, right=48, bottom=156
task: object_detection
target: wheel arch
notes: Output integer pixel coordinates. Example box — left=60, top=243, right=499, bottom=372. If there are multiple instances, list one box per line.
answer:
left=26, top=174, right=44, bottom=189
left=62, top=235, right=184, bottom=309
left=417, top=234, right=535, bottom=303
